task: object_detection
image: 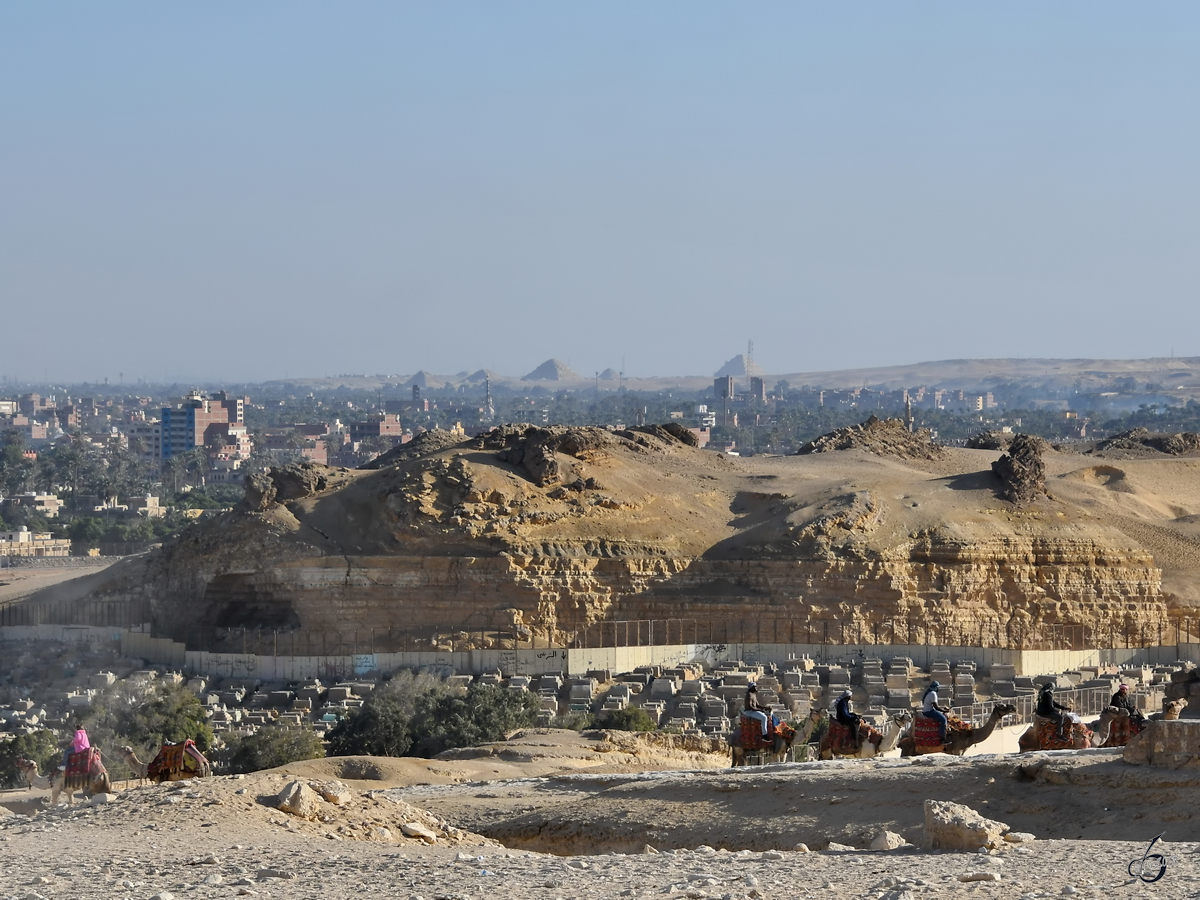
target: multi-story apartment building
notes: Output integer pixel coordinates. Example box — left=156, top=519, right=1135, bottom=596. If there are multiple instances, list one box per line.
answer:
left=160, top=391, right=246, bottom=459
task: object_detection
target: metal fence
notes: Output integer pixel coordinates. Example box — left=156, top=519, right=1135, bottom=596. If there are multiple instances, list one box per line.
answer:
left=949, top=685, right=1117, bottom=728
left=3, top=595, right=1199, bottom=655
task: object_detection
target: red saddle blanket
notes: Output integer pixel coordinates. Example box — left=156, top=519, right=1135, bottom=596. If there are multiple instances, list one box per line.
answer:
left=1101, top=715, right=1144, bottom=748
left=828, top=719, right=880, bottom=753
left=1035, top=718, right=1091, bottom=750
left=64, top=748, right=105, bottom=791
left=913, top=712, right=968, bottom=747
left=148, top=739, right=208, bottom=781
left=738, top=715, right=777, bottom=751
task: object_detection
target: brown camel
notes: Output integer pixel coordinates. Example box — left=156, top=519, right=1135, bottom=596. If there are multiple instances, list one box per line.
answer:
left=14, top=758, right=53, bottom=792
left=15, top=756, right=110, bottom=806
left=1151, top=698, right=1188, bottom=720
left=899, top=703, right=1018, bottom=756
left=1017, top=706, right=1123, bottom=752
left=818, top=713, right=909, bottom=760
left=729, top=715, right=802, bottom=767
left=118, top=746, right=149, bottom=784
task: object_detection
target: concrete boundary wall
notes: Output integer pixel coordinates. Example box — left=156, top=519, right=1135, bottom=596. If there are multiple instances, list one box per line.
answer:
left=5, top=627, right=1196, bottom=679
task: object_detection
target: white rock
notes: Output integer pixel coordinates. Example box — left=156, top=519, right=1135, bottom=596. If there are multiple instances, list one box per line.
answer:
left=923, top=799, right=1009, bottom=851
left=1062, top=887, right=1077, bottom=895
left=869, top=830, right=907, bottom=851
left=274, top=781, right=320, bottom=820
left=401, top=822, right=438, bottom=842
left=959, top=872, right=1002, bottom=883
left=793, top=843, right=810, bottom=852
left=309, top=779, right=353, bottom=806
left=642, top=844, right=658, bottom=854
left=203, top=873, right=223, bottom=886
left=150, top=894, right=175, bottom=900
left=743, top=875, right=760, bottom=887
left=1005, top=832, right=1036, bottom=843
left=880, top=891, right=915, bottom=900
left=762, top=850, right=785, bottom=860
left=89, top=793, right=116, bottom=806
left=823, top=842, right=856, bottom=852
left=687, top=873, right=718, bottom=883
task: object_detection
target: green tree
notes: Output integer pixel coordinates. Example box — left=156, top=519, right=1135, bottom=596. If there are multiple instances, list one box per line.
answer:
left=213, top=728, right=325, bottom=774
left=406, top=683, right=539, bottom=758
left=0, top=729, right=59, bottom=789
left=326, top=670, right=445, bottom=757
left=68, top=516, right=106, bottom=548
left=78, top=681, right=214, bottom=780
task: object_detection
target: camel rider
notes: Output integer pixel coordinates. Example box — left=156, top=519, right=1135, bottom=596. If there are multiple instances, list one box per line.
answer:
left=834, top=689, right=863, bottom=749
left=743, top=683, right=771, bottom=737
left=62, top=727, right=90, bottom=771
left=921, top=681, right=949, bottom=744
left=1111, top=684, right=1144, bottom=722
left=1037, top=683, right=1071, bottom=739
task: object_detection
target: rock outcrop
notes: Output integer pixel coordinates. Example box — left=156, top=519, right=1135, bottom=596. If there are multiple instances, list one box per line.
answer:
left=991, top=434, right=1048, bottom=505
left=1122, top=720, right=1200, bottom=768
left=1091, top=428, right=1200, bottom=457
left=796, top=416, right=945, bottom=460
left=966, top=431, right=1012, bottom=450
left=49, top=419, right=1182, bottom=651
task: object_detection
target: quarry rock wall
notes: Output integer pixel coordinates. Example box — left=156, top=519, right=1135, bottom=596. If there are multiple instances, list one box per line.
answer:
left=118, top=533, right=1164, bottom=648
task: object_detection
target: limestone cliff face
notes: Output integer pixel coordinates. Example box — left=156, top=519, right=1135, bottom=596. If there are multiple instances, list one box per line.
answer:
left=80, top=428, right=1179, bottom=649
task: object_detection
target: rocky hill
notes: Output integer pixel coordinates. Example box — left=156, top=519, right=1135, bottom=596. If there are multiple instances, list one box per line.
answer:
left=57, top=421, right=1200, bottom=649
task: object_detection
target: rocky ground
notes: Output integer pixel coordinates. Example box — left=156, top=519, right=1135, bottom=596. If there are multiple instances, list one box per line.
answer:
left=4, top=735, right=1200, bottom=899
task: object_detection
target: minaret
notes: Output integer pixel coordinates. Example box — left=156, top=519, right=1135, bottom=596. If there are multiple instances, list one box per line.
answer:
left=485, top=374, right=495, bottom=423
left=905, top=395, right=914, bottom=432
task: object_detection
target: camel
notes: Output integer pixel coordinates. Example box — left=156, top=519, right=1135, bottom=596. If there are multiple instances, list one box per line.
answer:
left=899, top=703, right=1018, bottom=757
left=15, top=756, right=110, bottom=806
left=121, top=741, right=212, bottom=783
left=1152, top=698, right=1188, bottom=721
left=14, top=757, right=53, bottom=792
left=819, top=713, right=910, bottom=760
left=118, top=746, right=149, bottom=785
left=1017, top=706, right=1124, bottom=752
left=729, top=714, right=801, bottom=767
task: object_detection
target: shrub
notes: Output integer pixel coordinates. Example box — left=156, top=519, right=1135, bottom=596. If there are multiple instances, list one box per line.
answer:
left=326, top=670, right=446, bottom=758
left=0, top=730, right=59, bottom=789
left=407, top=683, right=540, bottom=758
left=76, top=680, right=214, bottom=780
left=597, top=706, right=658, bottom=732
left=214, top=728, right=325, bottom=774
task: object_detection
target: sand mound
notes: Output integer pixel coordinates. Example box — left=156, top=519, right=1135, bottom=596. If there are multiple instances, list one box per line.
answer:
left=796, top=415, right=946, bottom=460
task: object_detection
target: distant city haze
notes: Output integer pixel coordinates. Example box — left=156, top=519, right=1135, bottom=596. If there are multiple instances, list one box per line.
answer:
left=3, top=3, right=1199, bottom=382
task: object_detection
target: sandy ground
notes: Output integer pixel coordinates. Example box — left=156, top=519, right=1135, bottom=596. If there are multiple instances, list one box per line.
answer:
left=0, top=563, right=117, bottom=608
left=5, top=732, right=1200, bottom=899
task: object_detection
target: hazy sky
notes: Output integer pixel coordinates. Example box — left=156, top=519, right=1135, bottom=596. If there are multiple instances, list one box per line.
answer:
left=3, top=4, right=1199, bottom=383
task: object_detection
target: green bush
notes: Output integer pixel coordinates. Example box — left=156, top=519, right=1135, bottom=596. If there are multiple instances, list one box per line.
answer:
left=326, top=670, right=446, bottom=758
left=214, top=728, right=325, bottom=774
left=75, top=681, right=214, bottom=780
left=551, top=711, right=595, bottom=731
left=597, top=706, right=658, bottom=732
left=407, top=683, right=540, bottom=757
left=0, top=730, right=60, bottom=789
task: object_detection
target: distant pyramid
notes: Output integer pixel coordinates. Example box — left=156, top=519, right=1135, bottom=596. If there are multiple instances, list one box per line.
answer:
left=598, top=368, right=619, bottom=380
left=522, top=359, right=580, bottom=381
left=404, top=371, right=443, bottom=389
left=715, top=355, right=752, bottom=377
left=465, top=369, right=500, bottom=384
